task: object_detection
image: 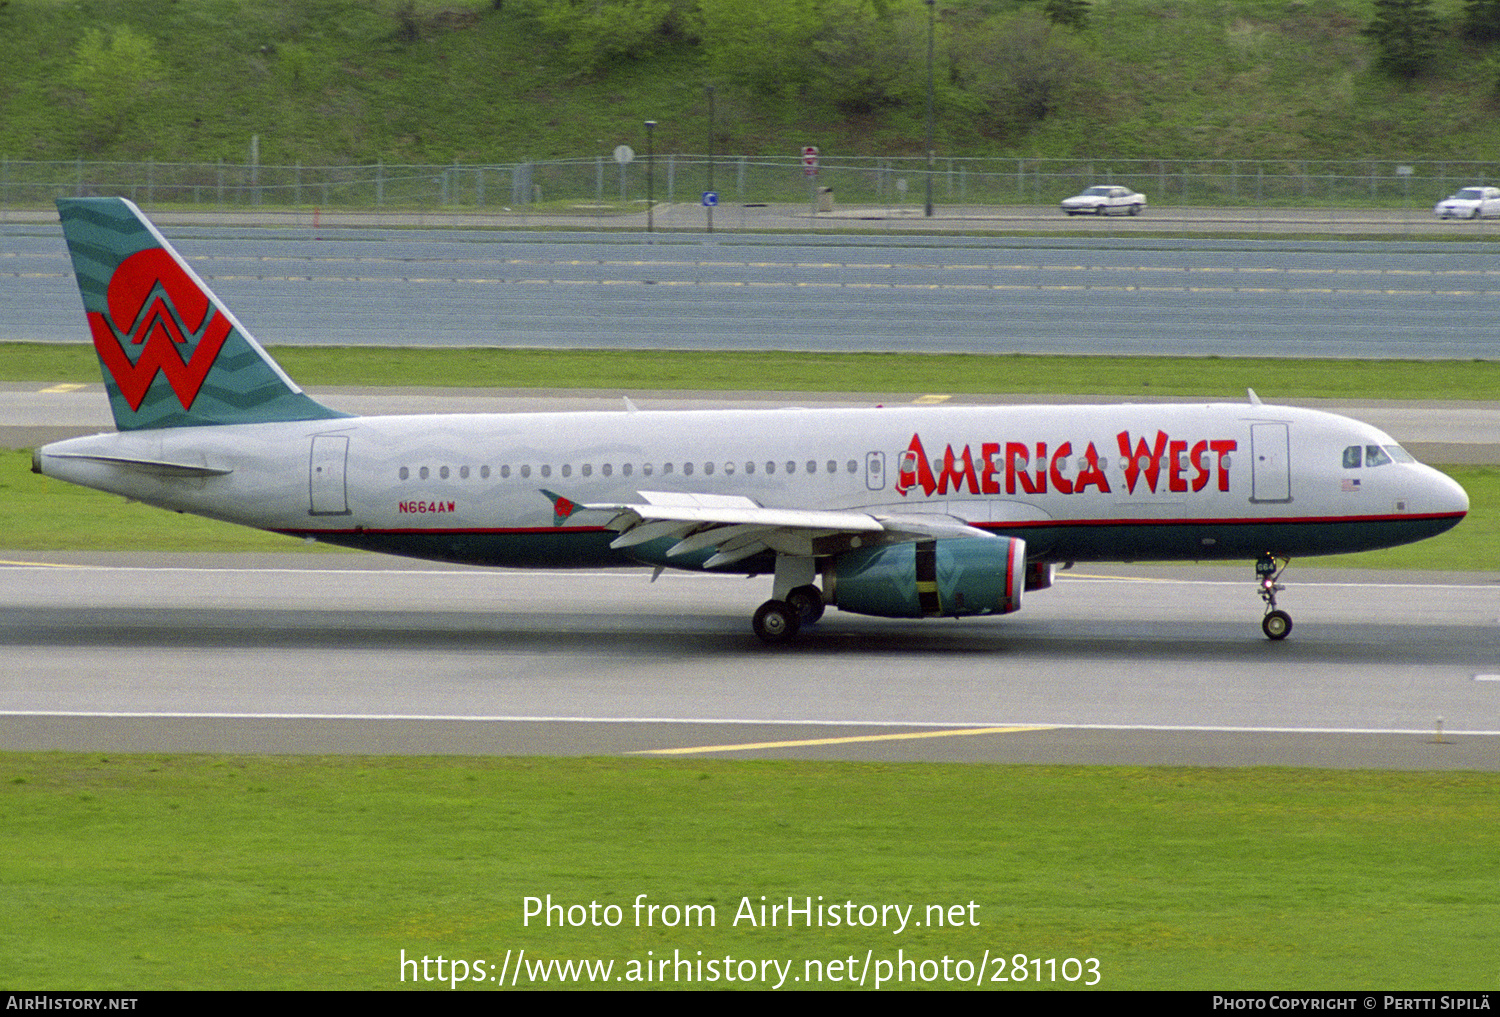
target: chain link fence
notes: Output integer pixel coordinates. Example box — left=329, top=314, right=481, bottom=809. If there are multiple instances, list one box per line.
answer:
left=3, top=155, right=1497, bottom=211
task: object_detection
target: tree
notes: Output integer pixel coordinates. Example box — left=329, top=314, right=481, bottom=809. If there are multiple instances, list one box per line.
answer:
left=514, top=0, right=692, bottom=74
left=1044, top=0, right=1090, bottom=30
left=69, top=26, right=165, bottom=144
left=1461, top=0, right=1500, bottom=44
left=1363, top=0, right=1440, bottom=81
left=951, top=13, right=1094, bottom=137
left=697, top=0, right=826, bottom=98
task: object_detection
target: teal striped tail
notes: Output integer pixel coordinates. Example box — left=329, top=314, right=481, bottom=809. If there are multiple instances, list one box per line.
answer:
left=57, top=197, right=348, bottom=430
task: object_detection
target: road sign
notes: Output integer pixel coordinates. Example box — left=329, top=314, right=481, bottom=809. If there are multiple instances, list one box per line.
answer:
left=802, top=145, right=819, bottom=178
left=701, top=191, right=718, bottom=207
left=614, top=145, right=635, bottom=165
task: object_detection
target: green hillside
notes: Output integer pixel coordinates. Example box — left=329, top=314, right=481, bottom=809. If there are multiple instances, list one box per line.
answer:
left=1, top=0, right=1497, bottom=167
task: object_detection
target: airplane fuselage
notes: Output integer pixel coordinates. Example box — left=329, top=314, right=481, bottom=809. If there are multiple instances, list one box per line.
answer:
left=38, top=400, right=1468, bottom=571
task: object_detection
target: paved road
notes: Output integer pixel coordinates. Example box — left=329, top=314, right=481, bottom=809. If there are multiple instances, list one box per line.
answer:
left=4, top=217, right=1497, bottom=358
left=1, top=555, right=1496, bottom=766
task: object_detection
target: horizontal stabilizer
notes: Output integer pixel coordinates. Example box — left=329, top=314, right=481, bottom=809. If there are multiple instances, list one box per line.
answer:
left=39, top=451, right=233, bottom=477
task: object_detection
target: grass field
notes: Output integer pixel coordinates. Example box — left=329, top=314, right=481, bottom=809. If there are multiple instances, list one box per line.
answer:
left=2, top=754, right=1497, bottom=990
left=6, top=343, right=1500, bottom=401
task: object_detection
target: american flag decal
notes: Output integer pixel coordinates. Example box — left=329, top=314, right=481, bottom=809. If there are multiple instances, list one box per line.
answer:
left=1342, top=478, right=1361, bottom=492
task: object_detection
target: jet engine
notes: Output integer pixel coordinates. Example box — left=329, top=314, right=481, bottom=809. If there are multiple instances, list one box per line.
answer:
left=824, top=537, right=1027, bottom=619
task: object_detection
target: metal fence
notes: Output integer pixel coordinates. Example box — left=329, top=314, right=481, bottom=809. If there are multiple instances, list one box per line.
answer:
left=3, top=155, right=1497, bottom=211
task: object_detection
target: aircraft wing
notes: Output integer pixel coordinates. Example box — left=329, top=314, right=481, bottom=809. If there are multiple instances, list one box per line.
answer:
left=563, top=490, right=992, bottom=568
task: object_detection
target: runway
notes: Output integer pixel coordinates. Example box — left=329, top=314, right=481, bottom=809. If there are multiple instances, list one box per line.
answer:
left=3, top=554, right=1497, bottom=767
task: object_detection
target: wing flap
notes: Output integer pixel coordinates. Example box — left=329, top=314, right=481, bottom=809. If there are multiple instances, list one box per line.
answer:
left=583, top=489, right=995, bottom=565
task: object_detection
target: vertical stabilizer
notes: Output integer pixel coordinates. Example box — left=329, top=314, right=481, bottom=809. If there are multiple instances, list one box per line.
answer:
left=57, top=197, right=348, bottom=430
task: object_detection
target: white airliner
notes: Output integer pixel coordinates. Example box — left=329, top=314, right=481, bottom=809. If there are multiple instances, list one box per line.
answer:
left=33, top=198, right=1468, bottom=642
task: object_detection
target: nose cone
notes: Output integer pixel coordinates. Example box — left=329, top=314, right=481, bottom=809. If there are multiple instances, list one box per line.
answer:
left=1420, top=464, right=1469, bottom=532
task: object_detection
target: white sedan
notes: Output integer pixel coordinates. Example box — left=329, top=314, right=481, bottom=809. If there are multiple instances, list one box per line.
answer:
left=1061, top=185, right=1146, bottom=216
left=1434, top=186, right=1500, bottom=219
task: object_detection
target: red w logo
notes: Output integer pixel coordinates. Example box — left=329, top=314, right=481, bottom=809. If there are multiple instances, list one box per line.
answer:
left=87, top=248, right=230, bottom=412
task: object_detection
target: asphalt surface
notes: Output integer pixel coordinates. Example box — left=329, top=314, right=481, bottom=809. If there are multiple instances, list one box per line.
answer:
left=4, top=212, right=1499, bottom=358
left=2, top=555, right=1496, bottom=767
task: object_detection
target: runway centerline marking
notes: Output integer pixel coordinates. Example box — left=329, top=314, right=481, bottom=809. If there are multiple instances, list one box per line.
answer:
left=0, top=558, right=88, bottom=568
left=633, top=725, right=1056, bottom=755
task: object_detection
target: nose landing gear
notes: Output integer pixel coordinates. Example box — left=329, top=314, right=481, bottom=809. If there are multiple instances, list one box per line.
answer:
left=1255, top=552, right=1292, bottom=640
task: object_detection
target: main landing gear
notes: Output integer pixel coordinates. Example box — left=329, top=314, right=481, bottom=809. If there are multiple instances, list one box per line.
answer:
left=1255, top=552, right=1292, bottom=640
left=753, top=554, right=825, bottom=644
left=753, top=584, right=824, bottom=645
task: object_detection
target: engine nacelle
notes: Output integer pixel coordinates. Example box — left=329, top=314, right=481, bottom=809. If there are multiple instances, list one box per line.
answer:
left=825, top=537, right=1027, bottom=619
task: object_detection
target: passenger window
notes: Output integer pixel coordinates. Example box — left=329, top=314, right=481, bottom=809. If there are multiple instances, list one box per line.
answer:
left=1365, top=445, right=1391, bottom=467
left=399, top=467, right=409, bottom=480
left=807, top=460, right=817, bottom=474
left=419, top=466, right=429, bottom=480
left=684, top=462, right=694, bottom=476
left=582, top=464, right=592, bottom=477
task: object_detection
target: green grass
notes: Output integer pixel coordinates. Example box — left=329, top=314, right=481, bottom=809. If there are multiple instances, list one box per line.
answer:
left=7, top=344, right=1500, bottom=400
left=1, top=753, right=1495, bottom=990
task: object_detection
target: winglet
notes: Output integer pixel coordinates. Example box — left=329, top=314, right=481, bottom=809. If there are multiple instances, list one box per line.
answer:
left=1247, top=387, right=1262, bottom=406
left=541, top=489, right=577, bottom=524
left=623, top=396, right=639, bottom=413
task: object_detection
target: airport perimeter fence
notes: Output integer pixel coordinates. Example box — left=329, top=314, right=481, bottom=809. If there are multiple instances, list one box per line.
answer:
left=3, top=155, right=1498, bottom=213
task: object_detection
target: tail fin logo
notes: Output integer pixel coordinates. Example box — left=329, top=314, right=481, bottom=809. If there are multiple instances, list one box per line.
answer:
left=87, top=248, right=230, bottom=412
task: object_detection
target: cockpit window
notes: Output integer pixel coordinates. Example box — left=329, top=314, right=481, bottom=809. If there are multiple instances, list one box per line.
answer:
left=1346, top=444, right=1414, bottom=468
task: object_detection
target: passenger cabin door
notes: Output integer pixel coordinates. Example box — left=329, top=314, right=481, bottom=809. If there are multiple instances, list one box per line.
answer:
left=1249, top=423, right=1291, bottom=503
left=309, top=434, right=350, bottom=515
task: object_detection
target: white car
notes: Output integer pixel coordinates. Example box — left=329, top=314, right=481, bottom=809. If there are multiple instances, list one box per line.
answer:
left=1061, top=185, right=1146, bottom=216
left=1434, top=186, right=1500, bottom=219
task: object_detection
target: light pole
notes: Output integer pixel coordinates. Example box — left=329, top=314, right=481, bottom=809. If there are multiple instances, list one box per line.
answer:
left=924, top=0, right=935, bottom=218
left=645, top=120, right=656, bottom=232
left=706, top=86, right=715, bottom=234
